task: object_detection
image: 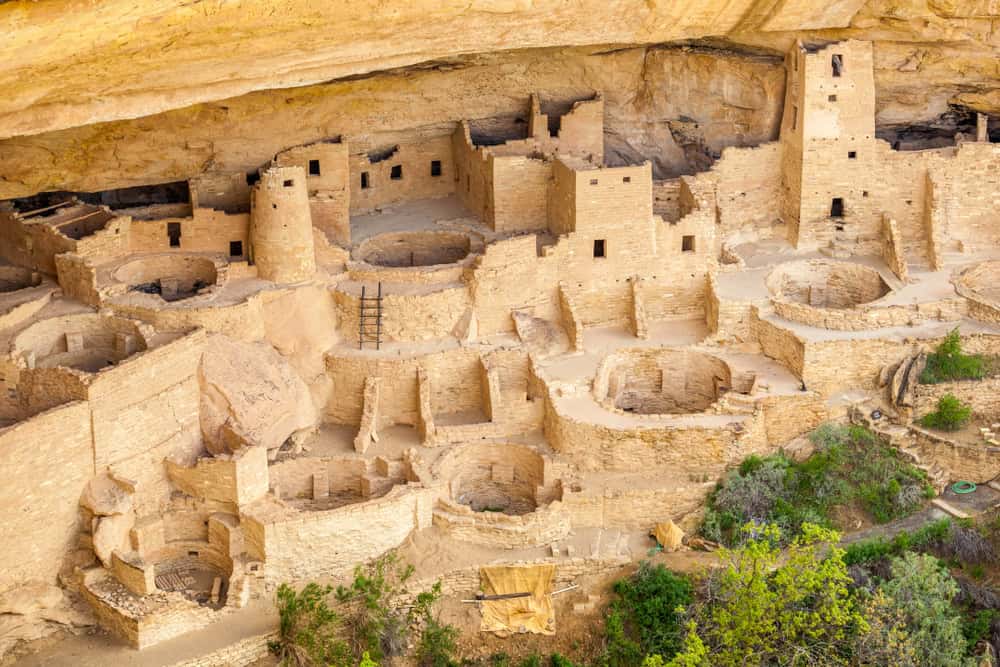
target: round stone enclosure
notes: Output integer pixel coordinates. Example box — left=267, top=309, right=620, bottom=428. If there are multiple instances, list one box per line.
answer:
left=594, top=348, right=732, bottom=415
left=114, top=254, right=218, bottom=302
left=355, top=230, right=471, bottom=268
left=12, top=313, right=148, bottom=372
left=268, top=456, right=410, bottom=512
left=154, top=556, right=228, bottom=608
left=766, top=259, right=890, bottom=309
left=0, top=266, right=41, bottom=293
left=958, top=261, right=1000, bottom=304
left=435, top=443, right=562, bottom=516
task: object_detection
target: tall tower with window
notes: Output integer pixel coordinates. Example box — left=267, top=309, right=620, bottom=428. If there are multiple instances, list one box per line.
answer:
left=250, top=166, right=316, bottom=283
left=779, top=40, right=877, bottom=249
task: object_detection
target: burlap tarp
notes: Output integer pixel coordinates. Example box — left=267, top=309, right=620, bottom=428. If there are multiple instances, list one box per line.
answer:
left=653, top=520, right=685, bottom=552
left=479, top=563, right=556, bottom=635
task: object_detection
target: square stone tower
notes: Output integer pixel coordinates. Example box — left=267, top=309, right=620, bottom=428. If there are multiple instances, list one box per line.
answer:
left=779, top=40, right=877, bottom=250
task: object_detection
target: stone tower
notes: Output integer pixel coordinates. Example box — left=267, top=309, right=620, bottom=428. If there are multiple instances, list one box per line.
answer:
left=250, top=165, right=316, bottom=283
left=779, top=40, right=877, bottom=249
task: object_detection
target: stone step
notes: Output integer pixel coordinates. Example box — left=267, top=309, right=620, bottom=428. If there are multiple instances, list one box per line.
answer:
left=931, top=498, right=970, bottom=519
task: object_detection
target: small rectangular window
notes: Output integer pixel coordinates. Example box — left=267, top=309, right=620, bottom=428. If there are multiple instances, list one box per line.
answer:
left=589, top=178, right=598, bottom=186
left=831, top=198, right=845, bottom=218
left=848, top=151, right=857, bottom=159
left=862, top=191, right=869, bottom=198
left=361, top=172, right=370, bottom=189
left=308, top=159, right=321, bottom=176
left=167, top=222, right=181, bottom=248
left=466, top=175, right=470, bottom=192
left=792, top=106, right=798, bottom=130
left=832, top=54, right=844, bottom=77
left=283, top=179, right=294, bottom=187
left=593, top=239, right=606, bottom=258
left=622, top=176, right=631, bottom=183
left=390, top=165, right=403, bottom=180
left=828, top=94, right=837, bottom=102
left=430, top=160, right=442, bottom=177
left=681, top=235, right=695, bottom=252
left=229, top=240, right=243, bottom=257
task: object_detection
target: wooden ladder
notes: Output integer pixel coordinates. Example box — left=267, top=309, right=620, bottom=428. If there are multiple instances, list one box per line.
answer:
left=359, top=282, right=383, bottom=350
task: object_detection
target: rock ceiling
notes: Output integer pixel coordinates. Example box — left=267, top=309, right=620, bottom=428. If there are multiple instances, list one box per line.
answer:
left=0, top=0, right=996, bottom=197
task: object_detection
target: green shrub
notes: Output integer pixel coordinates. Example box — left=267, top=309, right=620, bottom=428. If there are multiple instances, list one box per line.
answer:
left=270, top=582, right=351, bottom=667
left=415, top=617, right=459, bottom=667
left=550, top=654, right=577, bottom=667
left=920, top=393, right=972, bottom=431
left=698, top=523, right=863, bottom=666
left=920, top=328, right=986, bottom=384
left=882, top=552, right=969, bottom=666
left=844, top=518, right=953, bottom=566
left=605, top=561, right=693, bottom=664
left=962, top=609, right=996, bottom=654
left=703, top=424, right=931, bottom=544
left=517, top=654, right=542, bottom=667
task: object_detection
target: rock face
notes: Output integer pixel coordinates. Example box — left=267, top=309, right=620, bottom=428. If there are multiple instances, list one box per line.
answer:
left=0, top=1, right=996, bottom=197
left=199, top=335, right=319, bottom=454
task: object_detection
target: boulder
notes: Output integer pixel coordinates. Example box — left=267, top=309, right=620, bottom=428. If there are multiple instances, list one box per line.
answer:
left=92, top=513, right=134, bottom=567
left=79, top=474, right=132, bottom=516
left=200, top=335, right=318, bottom=454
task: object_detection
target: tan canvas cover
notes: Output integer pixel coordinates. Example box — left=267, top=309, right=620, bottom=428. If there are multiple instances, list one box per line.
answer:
left=479, top=563, right=556, bottom=635
left=653, top=520, right=685, bottom=552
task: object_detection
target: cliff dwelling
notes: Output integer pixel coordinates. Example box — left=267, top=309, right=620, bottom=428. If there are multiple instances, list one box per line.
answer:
left=1, top=3, right=1000, bottom=664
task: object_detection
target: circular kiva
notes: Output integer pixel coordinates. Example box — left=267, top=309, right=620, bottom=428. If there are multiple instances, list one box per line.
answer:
left=594, top=348, right=732, bottom=415
left=113, top=254, right=218, bottom=302
left=354, top=230, right=471, bottom=268
left=766, top=259, right=891, bottom=309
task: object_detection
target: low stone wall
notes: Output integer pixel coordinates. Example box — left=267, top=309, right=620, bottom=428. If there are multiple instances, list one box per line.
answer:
left=333, top=283, right=472, bottom=343
left=913, top=377, right=1000, bottom=422
left=771, top=297, right=966, bottom=331
left=168, top=631, right=278, bottom=667
left=241, top=484, right=437, bottom=583
left=907, top=425, right=1000, bottom=484
left=432, top=497, right=571, bottom=548
left=956, top=261, right=1000, bottom=325
left=563, top=482, right=715, bottom=530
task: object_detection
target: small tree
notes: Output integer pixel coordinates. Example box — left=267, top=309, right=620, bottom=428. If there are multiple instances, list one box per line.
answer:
left=699, top=523, right=865, bottom=666
left=920, top=328, right=986, bottom=384
left=919, top=393, right=972, bottom=431
left=269, top=582, right=351, bottom=667
left=881, top=552, right=969, bottom=666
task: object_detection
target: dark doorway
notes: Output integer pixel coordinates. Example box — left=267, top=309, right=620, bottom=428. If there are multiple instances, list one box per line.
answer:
left=167, top=222, right=182, bottom=248
left=830, top=198, right=845, bottom=218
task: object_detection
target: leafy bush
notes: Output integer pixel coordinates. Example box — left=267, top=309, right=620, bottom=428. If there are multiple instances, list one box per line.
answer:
left=270, top=554, right=458, bottom=667
left=962, top=609, right=996, bottom=654
left=852, top=589, right=920, bottom=666
left=605, top=561, right=693, bottom=663
left=641, top=623, right=709, bottom=667
left=920, top=393, right=972, bottom=432
left=270, top=582, right=351, bottom=667
left=334, top=552, right=418, bottom=659
left=415, top=617, right=459, bottom=667
left=844, top=518, right=953, bottom=566
left=882, top=552, right=969, bottom=666
left=695, top=523, right=864, bottom=666
left=940, top=524, right=997, bottom=565
left=703, top=424, right=931, bottom=544
left=920, top=328, right=987, bottom=384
